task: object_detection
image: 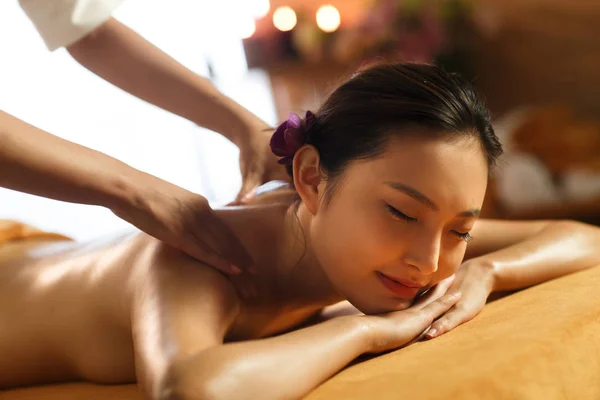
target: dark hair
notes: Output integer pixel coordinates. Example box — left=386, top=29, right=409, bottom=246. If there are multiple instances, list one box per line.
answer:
left=285, top=62, right=502, bottom=200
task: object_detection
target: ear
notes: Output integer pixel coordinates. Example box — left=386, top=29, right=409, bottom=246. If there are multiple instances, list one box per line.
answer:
left=292, top=145, right=323, bottom=215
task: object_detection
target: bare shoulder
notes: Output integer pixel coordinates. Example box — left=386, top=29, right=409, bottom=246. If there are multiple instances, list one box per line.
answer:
left=250, top=181, right=297, bottom=206
left=131, top=238, right=241, bottom=397
left=132, top=237, right=241, bottom=321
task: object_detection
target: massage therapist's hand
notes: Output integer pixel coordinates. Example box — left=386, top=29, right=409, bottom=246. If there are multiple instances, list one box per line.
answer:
left=363, top=292, right=461, bottom=354
left=423, top=261, right=495, bottom=340
left=111, top=177, right=253, bottom=276
left=235, top=126, right=290, bottom=204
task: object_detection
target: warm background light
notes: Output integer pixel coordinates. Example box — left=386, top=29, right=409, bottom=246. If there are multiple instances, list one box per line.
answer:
left=250, top=0, right=271, bottom=19
left=316, top=4, right=341, bottom=32
left=240, top=18, right=256, bottom=39
left=273, top=6, right=297, bottom=32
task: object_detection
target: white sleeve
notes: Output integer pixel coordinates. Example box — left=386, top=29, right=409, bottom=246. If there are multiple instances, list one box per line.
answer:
left=18, top=0, right=125, bottom=51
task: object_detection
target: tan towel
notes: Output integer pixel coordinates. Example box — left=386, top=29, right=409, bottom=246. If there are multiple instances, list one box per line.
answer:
left=0, top=382, right=141, bottom=400
left=307, top=265, right=600, bottom=399
left=0, top=220, right=71, bottom=245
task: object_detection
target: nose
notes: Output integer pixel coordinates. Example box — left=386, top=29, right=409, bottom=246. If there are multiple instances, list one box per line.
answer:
left=402, top=232, right=441, bottom=275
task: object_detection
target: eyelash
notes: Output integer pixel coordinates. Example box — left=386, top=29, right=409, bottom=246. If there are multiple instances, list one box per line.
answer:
left=386, top=204, right=416, bottom=222
left=386, top=204, right=473, bottom=242
left=454, top=231, right=474, bottom=242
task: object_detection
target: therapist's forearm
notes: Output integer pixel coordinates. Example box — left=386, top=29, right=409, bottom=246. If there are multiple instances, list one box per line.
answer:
left=67, top=18, right=266, bottom=147
left=0, top=109, right=155, bottom=211
left=472, top=221, right=600, bottom=292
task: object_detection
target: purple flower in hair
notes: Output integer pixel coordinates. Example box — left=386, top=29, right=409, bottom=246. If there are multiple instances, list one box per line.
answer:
left=270, top=111, right=315, bottom=165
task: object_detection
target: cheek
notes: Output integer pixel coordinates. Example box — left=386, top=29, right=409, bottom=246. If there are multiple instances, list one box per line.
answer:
left=311, top=202, right=394, bottom=278
left=434, top=240, right=468, bottom=280
left=311, top=213, right=363, bottom=280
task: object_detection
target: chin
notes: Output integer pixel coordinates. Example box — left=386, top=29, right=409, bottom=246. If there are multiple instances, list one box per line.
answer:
left=347, top=296, right=414, bottom=315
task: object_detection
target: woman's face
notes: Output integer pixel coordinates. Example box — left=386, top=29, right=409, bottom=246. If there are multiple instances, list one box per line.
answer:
left=310, top=135, right=489, bottom=314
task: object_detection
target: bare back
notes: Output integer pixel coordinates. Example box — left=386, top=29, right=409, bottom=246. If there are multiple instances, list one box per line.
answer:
left=0, top=232, right=146, bottom=387
left=0, top=200, right=320, bottom=390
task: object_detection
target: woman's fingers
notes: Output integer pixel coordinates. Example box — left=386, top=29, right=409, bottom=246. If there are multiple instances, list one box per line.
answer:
left=425, top=303, right=480, bottom=339
left=410, top=275, right=456, bottom=310
left=369, top=293, right=462, bottom=353
left=421, top=292, right=461, bottom=322
left=436, top=274, right=456, bottom=294
left=424, top=308, right=462, bottom=339
left=416, top=292, right=461, bottom=327
left=399, top=292, right=462, bottom=348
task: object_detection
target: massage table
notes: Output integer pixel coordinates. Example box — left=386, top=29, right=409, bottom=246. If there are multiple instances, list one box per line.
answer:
left=2, top=220, right=600, bottom=399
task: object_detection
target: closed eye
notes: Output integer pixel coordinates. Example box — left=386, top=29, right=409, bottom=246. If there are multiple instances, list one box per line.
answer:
left=387, top=204, right=473, bottom=242
left=452, top=231, right=473, bottom=242
left=387, top=203, right=474, bottom=243
left=386, top=204, right=417, bottom=222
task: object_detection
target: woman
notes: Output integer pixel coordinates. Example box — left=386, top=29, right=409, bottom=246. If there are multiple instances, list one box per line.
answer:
left=2, top=63, right=600, bottom=400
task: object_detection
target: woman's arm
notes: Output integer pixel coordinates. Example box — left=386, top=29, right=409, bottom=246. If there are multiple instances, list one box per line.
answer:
left=465, top=219, right=600, bottom=292
left=134, top=243, right=459, bottom=400
left=422, top=219, right=600, bottom=340
left=133, top=244, right=370, bottom=400
left=167, top=316, right=370, bottom=400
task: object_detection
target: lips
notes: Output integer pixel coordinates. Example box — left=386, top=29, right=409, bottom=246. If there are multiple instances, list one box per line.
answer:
left=376, top=271, right=424, bottom=298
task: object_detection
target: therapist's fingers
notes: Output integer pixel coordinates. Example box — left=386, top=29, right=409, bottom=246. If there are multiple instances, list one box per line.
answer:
left=179, top=235, right=257, bottom=299
left=236, top=173, right=260, bottom=205
left=229, top=275, right=259, bottom=300
left=179, top=232, right=241, bottom=275
left=196, top=223, right=260, bottom=298
left=231, top=186, right=258, bottom=206
left=204, top=210, right=255, bottom=273
left=194, top=210, right=255, bottom=275
left=236, top=131, right=290, bottom=204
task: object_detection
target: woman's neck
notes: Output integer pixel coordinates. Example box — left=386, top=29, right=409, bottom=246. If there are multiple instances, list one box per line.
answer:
left=216, top=203, right=343, bottom=308
left=273, top=206, right=344, bottom=307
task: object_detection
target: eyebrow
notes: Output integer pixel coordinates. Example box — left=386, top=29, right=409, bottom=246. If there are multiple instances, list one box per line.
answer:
left=385, top=181, right=480, bottom=218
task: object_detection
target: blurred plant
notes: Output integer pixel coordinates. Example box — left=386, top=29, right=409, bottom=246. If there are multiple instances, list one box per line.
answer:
left=278, top=0, right=475, bottom=76
left=355, top=0, right=475, bottom=74
left=292, top=9, right=330, bottom=63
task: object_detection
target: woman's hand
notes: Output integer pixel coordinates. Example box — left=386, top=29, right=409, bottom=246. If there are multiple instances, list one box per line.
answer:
left=111, top=177, right=254, bottom=277
left=410, top=274, right=457, bottom=309
left=363, top=292, right=461, bottom=354
left=235, top=126, right=290, bottom=204
left=423, top=261, right=496, bottom=339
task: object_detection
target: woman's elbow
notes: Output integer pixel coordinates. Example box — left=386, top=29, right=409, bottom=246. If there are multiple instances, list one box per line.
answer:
left=156, top=363, right=231, bottom=400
